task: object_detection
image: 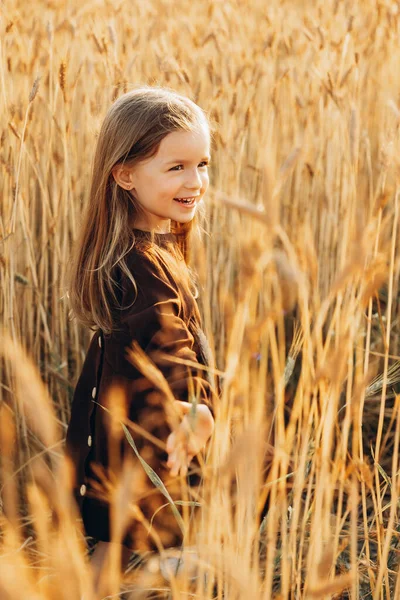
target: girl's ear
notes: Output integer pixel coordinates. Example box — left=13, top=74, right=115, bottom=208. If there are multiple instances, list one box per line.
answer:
left=111, top=164, right=134, bottom=190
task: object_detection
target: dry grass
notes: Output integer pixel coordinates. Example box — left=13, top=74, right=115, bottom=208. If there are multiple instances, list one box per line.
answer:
left=2, top=0, right=400, bottom=597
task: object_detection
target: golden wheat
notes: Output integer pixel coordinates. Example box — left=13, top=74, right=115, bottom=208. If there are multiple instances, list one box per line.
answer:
left=2, top=0, right=400, bottom=598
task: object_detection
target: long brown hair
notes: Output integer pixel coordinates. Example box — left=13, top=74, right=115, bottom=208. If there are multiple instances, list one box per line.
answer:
left=66, top=85, right=214, bottom=334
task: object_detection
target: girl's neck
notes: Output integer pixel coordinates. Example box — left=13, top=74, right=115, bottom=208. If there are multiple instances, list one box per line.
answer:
left=133, top=227, right=172, bottom=235
left=131, top=220, right=171, bottom=234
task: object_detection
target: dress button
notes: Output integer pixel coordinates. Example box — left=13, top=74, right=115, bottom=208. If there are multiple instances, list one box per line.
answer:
left=91, top=386, right=96, bottom=398
left=87, top=435, right=92, bottom=447
left=98, top=336, right=102, bottom=348
left=80, top=484, right=86, bottom=496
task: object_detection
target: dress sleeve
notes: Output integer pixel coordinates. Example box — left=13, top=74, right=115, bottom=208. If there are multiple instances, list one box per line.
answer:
left=104, top=252, right=217, bottom=425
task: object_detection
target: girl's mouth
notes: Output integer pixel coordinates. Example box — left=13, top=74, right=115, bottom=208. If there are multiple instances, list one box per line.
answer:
left=173, top=197, right=196, bottom=207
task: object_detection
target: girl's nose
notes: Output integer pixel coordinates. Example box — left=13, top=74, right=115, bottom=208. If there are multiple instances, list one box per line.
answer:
left=186, top=168, right=202, bottom=188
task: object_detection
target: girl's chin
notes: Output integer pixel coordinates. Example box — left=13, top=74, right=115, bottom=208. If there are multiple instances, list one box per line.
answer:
left=171, top=206, right=197, bottom=220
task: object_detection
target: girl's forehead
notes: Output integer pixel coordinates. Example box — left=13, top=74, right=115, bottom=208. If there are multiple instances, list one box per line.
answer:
left=157, top=126, right=210, bottom=157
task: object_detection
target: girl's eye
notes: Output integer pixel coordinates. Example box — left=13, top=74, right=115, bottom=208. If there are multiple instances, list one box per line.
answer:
left=169, top=161, right=210, bottom=171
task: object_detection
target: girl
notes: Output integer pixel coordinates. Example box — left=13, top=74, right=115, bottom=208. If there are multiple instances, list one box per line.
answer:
left=64, top=85, right=219, bottom=588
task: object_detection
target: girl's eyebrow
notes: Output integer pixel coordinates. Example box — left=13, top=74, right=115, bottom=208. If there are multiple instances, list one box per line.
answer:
left=164, top=156, right=211, bottom=164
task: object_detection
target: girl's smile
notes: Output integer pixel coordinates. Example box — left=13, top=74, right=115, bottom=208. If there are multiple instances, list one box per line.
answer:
left=173, top=196, right=198, bottom=207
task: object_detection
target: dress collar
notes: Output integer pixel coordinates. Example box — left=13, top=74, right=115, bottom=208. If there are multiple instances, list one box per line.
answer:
left=132, top=228, right=176, bottom=246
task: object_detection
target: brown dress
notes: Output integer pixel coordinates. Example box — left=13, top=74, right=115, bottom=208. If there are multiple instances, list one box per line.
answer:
left=65, top=229, right=218, bottom=552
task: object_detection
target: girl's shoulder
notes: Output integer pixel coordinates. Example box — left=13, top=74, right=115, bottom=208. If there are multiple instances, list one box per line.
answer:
left=124, top=239, right=182, bottom=289
left=114, top=239, right=183, bottom=310
left=117, top=239, right=199, bottom=325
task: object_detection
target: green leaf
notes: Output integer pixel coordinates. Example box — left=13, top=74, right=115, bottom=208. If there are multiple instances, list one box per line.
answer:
left=122, top=423, right=186, bottom=534
left=149, top=500, right=202, bottom=528
left=376, top=462, right=392, bottom=489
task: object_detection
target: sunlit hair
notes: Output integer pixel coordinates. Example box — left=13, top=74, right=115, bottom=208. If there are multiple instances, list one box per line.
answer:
left=66, top=85, right=215, bottom=334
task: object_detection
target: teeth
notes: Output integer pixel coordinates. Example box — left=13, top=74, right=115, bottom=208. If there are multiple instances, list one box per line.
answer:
left=175, top=197, right=195, bottom=204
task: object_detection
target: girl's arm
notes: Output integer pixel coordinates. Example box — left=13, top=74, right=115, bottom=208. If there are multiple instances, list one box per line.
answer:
left=105, top=251, right=217, bottom=470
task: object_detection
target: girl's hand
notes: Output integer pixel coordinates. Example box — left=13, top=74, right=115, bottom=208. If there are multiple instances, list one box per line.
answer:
left=166, top=401, right=214, bottom=477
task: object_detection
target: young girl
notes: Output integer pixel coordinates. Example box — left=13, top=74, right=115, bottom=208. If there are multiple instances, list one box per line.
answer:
left=64, top=86, right=219, bottom=586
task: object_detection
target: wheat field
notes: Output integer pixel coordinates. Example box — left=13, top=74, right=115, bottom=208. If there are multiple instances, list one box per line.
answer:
left=2, top=0, right=400, bottom=597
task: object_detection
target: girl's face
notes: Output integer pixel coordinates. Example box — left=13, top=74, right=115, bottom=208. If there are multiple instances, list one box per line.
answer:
left=113, top=124, right=211, bottom=233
